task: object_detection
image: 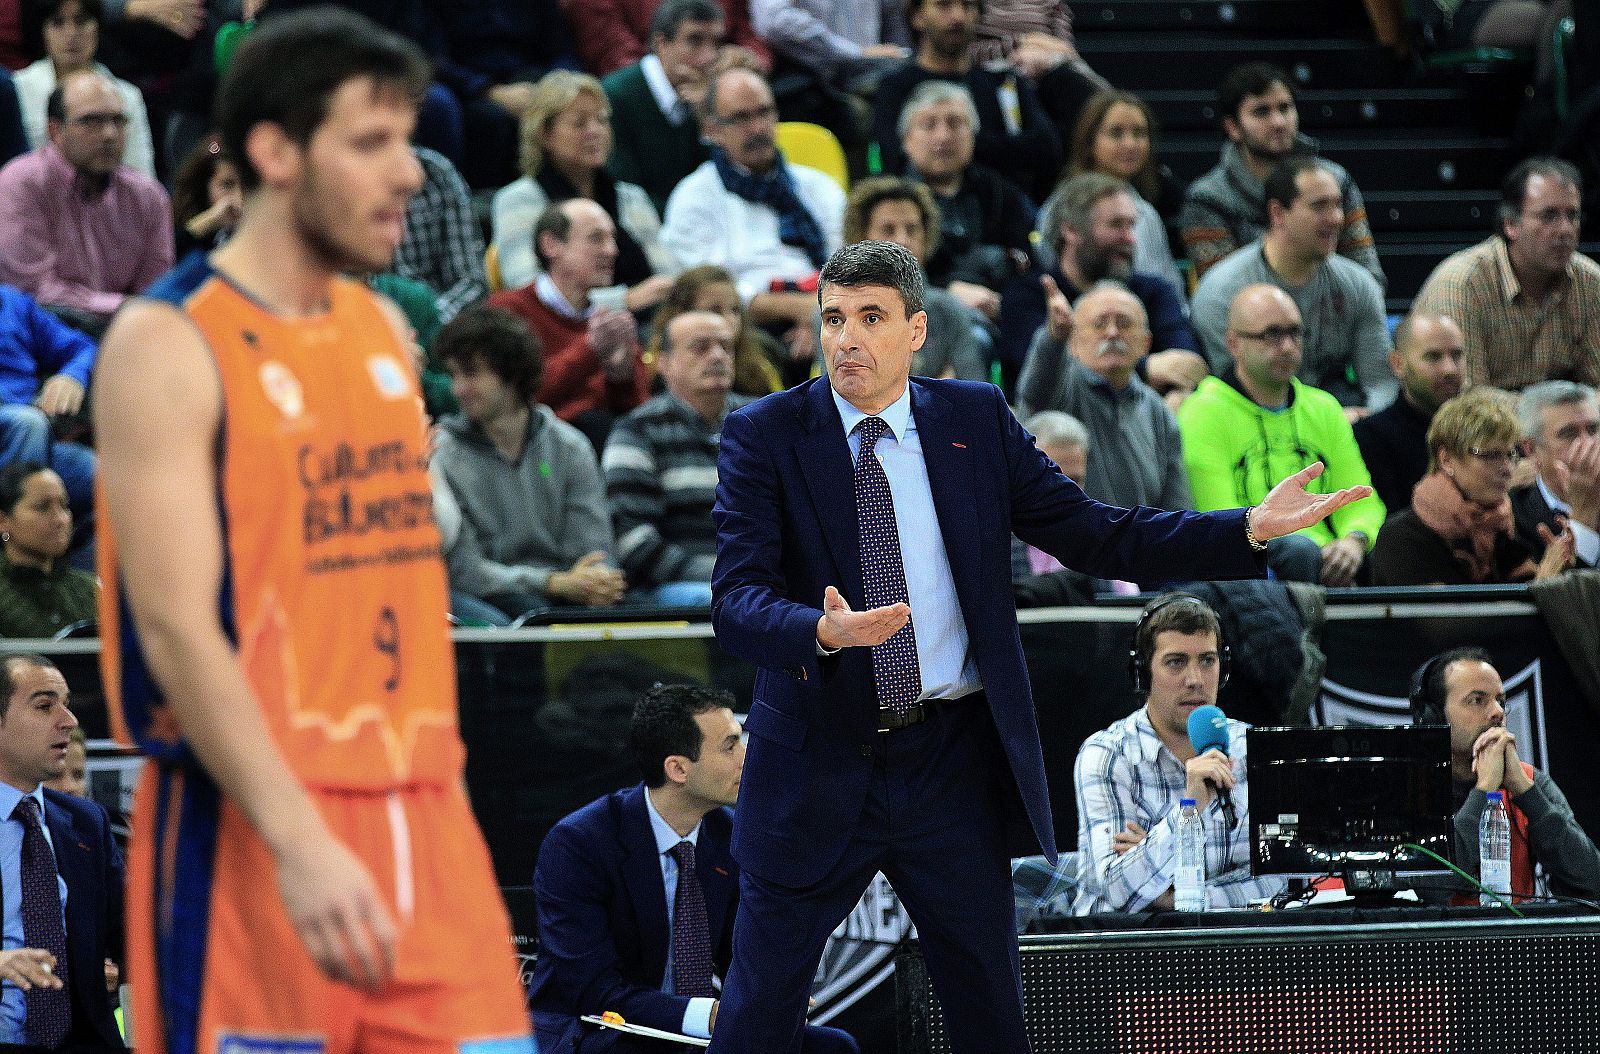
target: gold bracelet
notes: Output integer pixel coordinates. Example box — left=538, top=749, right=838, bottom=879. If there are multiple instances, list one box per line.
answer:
left=1244, top=506, right=1269, bottom=552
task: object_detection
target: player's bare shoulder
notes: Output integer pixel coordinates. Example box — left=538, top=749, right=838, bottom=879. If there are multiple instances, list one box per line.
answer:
left=93, top=296, right=222, bottom=440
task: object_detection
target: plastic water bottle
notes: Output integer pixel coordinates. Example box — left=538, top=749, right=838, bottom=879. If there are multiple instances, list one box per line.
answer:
left=1174, top=797, right=1207, bottom=912
left=1479, top=791, right=1512, bottom=906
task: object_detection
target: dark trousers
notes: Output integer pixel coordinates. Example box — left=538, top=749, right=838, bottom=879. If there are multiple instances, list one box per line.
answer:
left=708, top=697, right=1031, bottom=1054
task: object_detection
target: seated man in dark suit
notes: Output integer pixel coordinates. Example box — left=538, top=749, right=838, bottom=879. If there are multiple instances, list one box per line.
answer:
left=1514, top=380, right=1600, bottom=568
left=530, top=683, right=859, bottom=1053
left=0, top=653, right=124, bottom=1052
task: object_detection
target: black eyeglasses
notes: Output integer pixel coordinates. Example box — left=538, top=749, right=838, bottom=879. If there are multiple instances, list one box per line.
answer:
left=1231, top=325, right=1304, bottom=346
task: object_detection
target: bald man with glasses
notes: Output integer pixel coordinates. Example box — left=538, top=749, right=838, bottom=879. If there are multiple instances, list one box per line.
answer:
left=1178, top=283, right=1387, bottom=584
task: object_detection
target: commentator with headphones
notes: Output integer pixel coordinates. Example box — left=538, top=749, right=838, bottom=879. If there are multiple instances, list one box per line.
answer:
left=1070, top=594, right=1286, bottom=914
left=1410, top=647, right=1600, bottom=904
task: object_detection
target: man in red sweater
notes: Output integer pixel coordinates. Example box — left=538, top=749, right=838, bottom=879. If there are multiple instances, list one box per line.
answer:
left=489, top=198, right=649, bottom=450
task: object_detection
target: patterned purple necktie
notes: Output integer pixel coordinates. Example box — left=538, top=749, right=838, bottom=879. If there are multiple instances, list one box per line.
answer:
left=668, top=841, right=715, bottom=998
left=15, top=797, right=70, bottom=1048
left=854, top=416, right=922, bottom=714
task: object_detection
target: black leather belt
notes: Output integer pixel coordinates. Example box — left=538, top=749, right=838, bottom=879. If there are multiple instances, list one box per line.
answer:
left=877, top=692, right=980, bottom=732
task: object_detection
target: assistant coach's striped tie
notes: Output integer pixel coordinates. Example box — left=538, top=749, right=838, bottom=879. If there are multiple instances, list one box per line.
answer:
left=854, top=416, right=922, bottom=713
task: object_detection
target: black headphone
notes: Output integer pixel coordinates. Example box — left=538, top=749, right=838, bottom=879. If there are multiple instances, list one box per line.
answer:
left=1408, top=654, right=1448, bottom=726
left=1128, top=593, right=1232, bottom=697
left=1409, top=646, right=1494, bottom=725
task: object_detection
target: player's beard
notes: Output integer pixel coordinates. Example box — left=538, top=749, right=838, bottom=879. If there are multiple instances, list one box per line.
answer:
left=292, top=165, right=397, bottom=276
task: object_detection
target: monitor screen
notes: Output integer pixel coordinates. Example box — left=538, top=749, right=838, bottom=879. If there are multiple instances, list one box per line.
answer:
left=1246, top=725, right=1454, bottom=878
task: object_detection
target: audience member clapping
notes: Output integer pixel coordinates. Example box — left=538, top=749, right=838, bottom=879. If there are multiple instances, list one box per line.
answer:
left=1371, top=389, right=1576, bottom=585
left=491, top=198, right=650, bottom=450
left=492, top=71, right=677, bottom=309
left=0, top=460, right=96, bottom=638
left=971, top=0, right=1110, bottom=152
left=14, top=0, right=154, bottom=177
left=1513, top=381, right=1600, bottom=569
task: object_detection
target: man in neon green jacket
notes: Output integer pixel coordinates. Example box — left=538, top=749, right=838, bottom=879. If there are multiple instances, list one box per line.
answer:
left=1178, top=284, right=1387, bottom=585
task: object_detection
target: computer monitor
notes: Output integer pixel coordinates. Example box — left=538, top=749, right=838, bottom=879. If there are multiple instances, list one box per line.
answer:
left=1246, top=725, right=1454, bottom=884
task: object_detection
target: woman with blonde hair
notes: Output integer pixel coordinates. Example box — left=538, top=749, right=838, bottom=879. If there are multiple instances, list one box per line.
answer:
left=1371, top=389, right=1575, bottom=585
left=647, top=265, right=783, bottom=397
left=491, top=70, right=676, bottom=309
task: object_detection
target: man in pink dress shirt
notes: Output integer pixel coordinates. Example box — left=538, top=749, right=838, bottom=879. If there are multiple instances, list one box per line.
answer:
left=0, top=69, right=171, bottom=334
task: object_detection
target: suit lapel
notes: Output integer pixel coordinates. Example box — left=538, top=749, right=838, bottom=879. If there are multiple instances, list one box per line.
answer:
left=796, top=381, right=865, bottom=603
left=42, top=796, right=80, bottom=890
left=912, top=382, right=982, bottom=607
left=618, top=787, right=670, bottom=982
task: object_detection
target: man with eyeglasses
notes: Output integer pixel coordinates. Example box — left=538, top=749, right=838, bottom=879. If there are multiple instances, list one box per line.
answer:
left=1179, top=283, right=1386, bottom=585
left=1414, top=157, right=1600, bottom=392
left=0, top=69, right=171, bottom=335
left=1191, top=156, right=1394, bottom=419
left=661, top=64, right=845, bottom=375
left=1513, top=380, right=1600, bottom=569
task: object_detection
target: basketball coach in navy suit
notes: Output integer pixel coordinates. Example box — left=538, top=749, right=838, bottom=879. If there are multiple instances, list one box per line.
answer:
left=530, top=684, right=858, bottom=1053
left=0, top=654, right=124, bottom=1054
left=707, top=243, right=1371, bottom=1053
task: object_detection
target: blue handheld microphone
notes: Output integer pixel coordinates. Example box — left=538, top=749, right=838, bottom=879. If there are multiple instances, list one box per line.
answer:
left=1186, top=705, right=1237, bottom=828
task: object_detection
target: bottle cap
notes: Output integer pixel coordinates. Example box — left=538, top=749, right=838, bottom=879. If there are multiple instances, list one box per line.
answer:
left=1180, top=797, right=1197, bottom=807
left=1486, top=791, right=1503, bottom=802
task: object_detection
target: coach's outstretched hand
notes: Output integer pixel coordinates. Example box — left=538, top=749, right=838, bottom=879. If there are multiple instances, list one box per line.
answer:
left=1250, top=462, right=1374, bottom=541
left=816, top=585, right=910, bottom=650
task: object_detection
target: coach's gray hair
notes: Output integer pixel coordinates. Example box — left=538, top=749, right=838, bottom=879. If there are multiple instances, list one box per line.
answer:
left=818, top=241, right=925, bottom=317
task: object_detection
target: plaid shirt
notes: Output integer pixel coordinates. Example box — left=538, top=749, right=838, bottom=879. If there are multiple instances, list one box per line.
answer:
left=1071, top=708, right=1283, bottom=914
left=1412, top=236, right=1600, bottom=391
left=394, top=147, right=488, bottom=324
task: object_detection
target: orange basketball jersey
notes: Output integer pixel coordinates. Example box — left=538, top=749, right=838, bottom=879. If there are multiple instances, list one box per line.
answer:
left=98, top=254, right=464, bottom=790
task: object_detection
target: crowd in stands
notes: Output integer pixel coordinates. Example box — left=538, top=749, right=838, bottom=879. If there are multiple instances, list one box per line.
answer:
left=0, top=0, right=1596, bottom=637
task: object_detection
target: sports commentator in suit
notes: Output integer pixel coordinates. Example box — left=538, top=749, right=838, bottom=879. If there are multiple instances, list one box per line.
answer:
left=0, top=654, right=125, bottom=1053
left=528, top=683, right=858, bottom=1053
left=708, top=243, right=1371, bottom=1053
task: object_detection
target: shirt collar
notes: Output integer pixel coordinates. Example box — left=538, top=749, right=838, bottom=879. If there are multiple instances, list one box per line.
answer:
left=1130, top=708, right=1168, bottom=766
left=832, top=382, right=913, bottom=444
left=0, top=782, right=45, bottom=827
left=640, top=54, right=688, bottom=125
left=534, top=272, right=589, bottom=321
left=645, top=786, right=701, bottom=856
left=1537, top=474, right=1569, bottom=515
left=1490, top=235, right=1574, bottom=304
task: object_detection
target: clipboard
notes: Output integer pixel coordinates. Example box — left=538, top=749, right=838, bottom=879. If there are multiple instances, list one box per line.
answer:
left=581, top=1014, right=711, bottom=1047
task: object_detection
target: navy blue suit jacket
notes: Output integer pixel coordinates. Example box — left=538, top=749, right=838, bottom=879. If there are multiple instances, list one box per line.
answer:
left=530, top=785, right=737, bottom=1053
left=711, top=377, right=1263, bottom=887
left=27, top=789, right=125, bottom=1051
